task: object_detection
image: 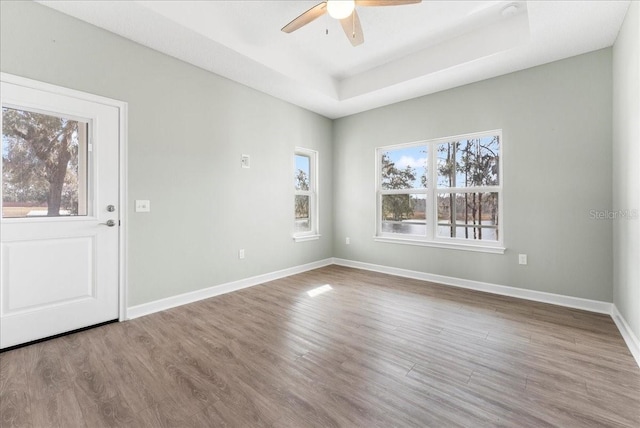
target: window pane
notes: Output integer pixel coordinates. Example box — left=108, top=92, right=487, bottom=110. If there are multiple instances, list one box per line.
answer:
left=295, top=155, right=310, bottom=191
left=2, top=107, right=89, bottom=218
left=381, top=146, right=427, bottom=190
left=436, top=141, right=458, bottom=188
left=381, top=194, right=426, bottom=235
left=295, top=194, right=310, bottom=232
left=437, top=136, right=499, bottom=188
left=437, top=192, right=498, bottom=241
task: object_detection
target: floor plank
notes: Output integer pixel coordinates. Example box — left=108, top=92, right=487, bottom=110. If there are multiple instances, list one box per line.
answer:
left=0, top=347, right=32, bottom=428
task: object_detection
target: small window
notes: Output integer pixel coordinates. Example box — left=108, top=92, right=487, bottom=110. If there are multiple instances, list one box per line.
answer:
left=376, top=130, right=503, bottom=253
left=294, top=148, right=319, bottom=241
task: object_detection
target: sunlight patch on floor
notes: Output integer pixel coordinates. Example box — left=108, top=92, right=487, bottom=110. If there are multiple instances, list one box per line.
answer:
left=307, top=284, right=333, bottom=297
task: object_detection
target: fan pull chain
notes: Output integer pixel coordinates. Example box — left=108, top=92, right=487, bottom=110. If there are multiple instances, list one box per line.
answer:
left=352, top=12, right=356, bottom=38
left=326, top=12, right=329, bottom=35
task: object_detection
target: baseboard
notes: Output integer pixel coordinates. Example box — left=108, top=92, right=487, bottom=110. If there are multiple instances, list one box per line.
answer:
left=332, top=258, right=613, bottom=314
left=611, top=305, right=640, bottom=367
left=126, top=258, right=333, bottom=319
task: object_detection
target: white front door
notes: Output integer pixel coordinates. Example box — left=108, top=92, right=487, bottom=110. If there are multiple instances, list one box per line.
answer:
left=0, top=75, right=124, bottom=349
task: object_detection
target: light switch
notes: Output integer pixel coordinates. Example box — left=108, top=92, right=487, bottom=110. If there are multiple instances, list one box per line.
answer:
left=135, top=200, right=150, bottom=212
left=241, top=154, right=250, bottom=168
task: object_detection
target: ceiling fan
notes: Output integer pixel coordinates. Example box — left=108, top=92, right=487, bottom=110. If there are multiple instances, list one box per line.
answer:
left=281, top=0, right=422, bottom=47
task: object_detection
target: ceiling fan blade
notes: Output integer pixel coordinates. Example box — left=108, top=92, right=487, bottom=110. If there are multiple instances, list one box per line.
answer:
left=340, top=10, right=364, bottom=47
left=355, top=0, right=421, bottom=6
left=281, top=2, right=328, bottom=33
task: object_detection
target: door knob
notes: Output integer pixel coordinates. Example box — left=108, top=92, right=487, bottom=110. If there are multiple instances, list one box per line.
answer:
left=101, top=219, right=116, bottom=227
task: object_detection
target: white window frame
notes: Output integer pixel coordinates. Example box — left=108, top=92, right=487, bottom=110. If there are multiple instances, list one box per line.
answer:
left=293, top=147, right=320, bottom=242
left=375, top=130, right=504, bottom=254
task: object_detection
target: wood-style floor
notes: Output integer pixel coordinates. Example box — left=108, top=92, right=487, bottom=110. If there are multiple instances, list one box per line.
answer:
left=1, top=265, right=639, bottom=427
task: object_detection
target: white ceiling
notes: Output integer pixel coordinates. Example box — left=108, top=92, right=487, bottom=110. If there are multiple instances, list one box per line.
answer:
left=38, top=0, right=630, bottom=119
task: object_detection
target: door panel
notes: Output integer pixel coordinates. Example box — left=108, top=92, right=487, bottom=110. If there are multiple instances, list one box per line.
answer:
left=2, top=237, right=94, bottom=312
left=1, top=77, right=121, bottom=348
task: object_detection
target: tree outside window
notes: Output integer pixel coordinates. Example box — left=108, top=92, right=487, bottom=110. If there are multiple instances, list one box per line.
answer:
left=2, top=107, right=88, bottom=218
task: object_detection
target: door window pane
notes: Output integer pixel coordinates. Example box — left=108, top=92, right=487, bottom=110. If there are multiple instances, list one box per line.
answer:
left=2, top=107, right=89, bottom=218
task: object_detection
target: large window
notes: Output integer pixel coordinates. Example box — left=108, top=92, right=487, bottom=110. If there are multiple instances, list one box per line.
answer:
left=294, top=148, right=319, bottom=241
left=376, top=130, right=503, bottom=253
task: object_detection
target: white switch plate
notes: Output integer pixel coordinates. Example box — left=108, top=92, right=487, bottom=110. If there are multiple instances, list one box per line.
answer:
left=518, top=254, right=527, bottom=265
left=345, top=237, right=350, bottom=245
left=135, top=200, right=150, bottom=212
left=239, top=249, right=245, bottom=259
left=241, top=155, right=250, bottom=168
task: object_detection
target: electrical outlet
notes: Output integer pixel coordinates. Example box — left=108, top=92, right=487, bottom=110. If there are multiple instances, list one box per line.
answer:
left=345, top=237, right=350, bottom=245
left=518, top=254, right=527, bottom=265
left=135, top=200, right=150, bottom=212
left=239, top=249, right=245, bottom=259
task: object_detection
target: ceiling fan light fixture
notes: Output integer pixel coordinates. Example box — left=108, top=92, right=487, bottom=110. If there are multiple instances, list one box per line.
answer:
left=327, top=0, right=355, bottom=20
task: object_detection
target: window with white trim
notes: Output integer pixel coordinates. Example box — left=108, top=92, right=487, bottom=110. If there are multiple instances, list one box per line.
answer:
left=294, top=148, right=319, bottom=241
left=376, top=130, right=503, bottom=253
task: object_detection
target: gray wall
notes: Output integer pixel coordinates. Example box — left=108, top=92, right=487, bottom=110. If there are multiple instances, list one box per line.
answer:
left=613, top=1, right=640, bottom=339
left=0, top=1, right=334, bottom=306
left=333, top=49, right=613, bottom=302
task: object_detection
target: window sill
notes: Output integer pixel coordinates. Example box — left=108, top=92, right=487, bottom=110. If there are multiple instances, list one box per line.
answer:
left=373, top=236, right=505, bottom=254
left=293, top=234, right=321, bottom=243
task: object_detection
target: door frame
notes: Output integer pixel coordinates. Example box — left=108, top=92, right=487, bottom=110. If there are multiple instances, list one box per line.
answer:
left=0, top=72, right=129, bottom=322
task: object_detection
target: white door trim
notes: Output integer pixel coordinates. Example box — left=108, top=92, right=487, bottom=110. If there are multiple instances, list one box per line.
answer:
left=0, top=72, right=129, bottom=322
